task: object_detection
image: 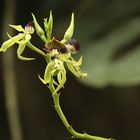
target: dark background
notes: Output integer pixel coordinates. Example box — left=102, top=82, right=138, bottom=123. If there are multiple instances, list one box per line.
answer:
left=0, top=0, right=140, bottom=140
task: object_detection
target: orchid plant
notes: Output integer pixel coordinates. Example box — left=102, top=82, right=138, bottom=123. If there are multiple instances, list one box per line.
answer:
left=0, top=11, right=113, bottom=140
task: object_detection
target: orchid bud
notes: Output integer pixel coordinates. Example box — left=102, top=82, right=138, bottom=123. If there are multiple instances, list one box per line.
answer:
left=25, top=21, right=34, bottom=34
left=61, top=13, right=74, bottom=43
left=32, top=13, right=47, bottom=42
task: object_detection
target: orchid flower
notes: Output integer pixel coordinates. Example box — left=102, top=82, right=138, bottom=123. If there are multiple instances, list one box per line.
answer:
left=0, top=22, right=35, bottom=60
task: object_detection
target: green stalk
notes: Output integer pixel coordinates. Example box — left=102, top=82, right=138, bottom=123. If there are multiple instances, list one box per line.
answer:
left=27, top=41, right=46, bottom=56
left=49, top=80, right=111, bottom=140
left=27, top=41, right=50, bottom=62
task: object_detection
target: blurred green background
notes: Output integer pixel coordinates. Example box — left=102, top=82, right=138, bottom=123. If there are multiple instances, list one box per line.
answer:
left=0, top=0, right=140, bottom=140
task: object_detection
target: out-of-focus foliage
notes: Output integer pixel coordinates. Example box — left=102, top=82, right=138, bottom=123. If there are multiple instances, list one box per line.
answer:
left=73, top=0, right=140, bottom=88
left=80, top=18, right=140, bottom=87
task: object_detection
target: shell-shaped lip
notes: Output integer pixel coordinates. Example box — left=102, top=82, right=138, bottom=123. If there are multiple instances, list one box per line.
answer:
left=44, top=37, right=68, bottom=54
left=65, top=39, right=80, bottom=54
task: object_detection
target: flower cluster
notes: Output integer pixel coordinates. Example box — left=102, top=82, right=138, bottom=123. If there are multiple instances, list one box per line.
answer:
left=0, top=11, right=87, bottom=94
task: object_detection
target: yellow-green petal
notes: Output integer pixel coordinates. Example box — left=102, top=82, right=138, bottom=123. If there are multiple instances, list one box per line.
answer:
left=17, top=43, right=35, bottom=61
left=57, top=71, right=62, bottom=84
left=66, top=62, right=87, bottom=78
left=0, top=33, right=24, bottom=52
left=38, top=74, right=48, bottom=85
left=17, top=34, right=31, bottom=44
left=53, top=68, right=66, bottom=94
left=9, top=24, right=25, bottom=32
left=65, top=56, right=83, bottom=67
left=39, top=61, right=54, bottom=85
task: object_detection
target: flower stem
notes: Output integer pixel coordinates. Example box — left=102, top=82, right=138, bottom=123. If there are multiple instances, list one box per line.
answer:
left=27, top=41, right=51, bottom=62
left=50, top=88, right=111, bottom=140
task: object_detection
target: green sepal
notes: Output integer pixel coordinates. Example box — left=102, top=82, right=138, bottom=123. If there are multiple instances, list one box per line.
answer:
left=32, top=13, right=47, bottom=42
left=17, top=43, right=35, bottom=61
left=61, top=13, right=74, bottom=43
left=57, top=71, right=62, bottom=85
left=38, top=74, right=48, bottom=85
left=53, top=78, right=59, bottom=86
left=9, top=24, right=25, bottom=32
left=38, top=61, right=54, bottom=84
left=0, top=33, right=25, bottom=52
left=53, top=68, right=66, bottom=94
left=65, top=56, right=83, bottom=67
left=66, top=62, right=87, bottom=78
left=17, top=34, right=31, bottom=44
left=7, top=33, right=12, bottom=38
left=44, top=11, right=53, bottom=41
left=57, top=52, right=71, bottom=61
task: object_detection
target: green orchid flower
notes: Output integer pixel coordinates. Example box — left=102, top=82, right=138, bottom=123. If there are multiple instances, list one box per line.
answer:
left=0, top=11, right=111, bottom=140
left=0, top=22, right=35, bottom=60
left=38, top=13, right=87, bottom=93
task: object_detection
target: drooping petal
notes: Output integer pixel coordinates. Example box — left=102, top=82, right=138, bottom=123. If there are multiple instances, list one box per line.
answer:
left=57, top=70, right=62, bottom=85
left=38, top=61, right=54, bottom=84
left=7, top=33, right=12, bottom=38
left=61, top=13, right=74, bottom=43
left=38, top=74, right=48, bottom=85
left=66, top=62, right=87, bottom=78
left=17, top=34, right=31, bottom=44
left=52, top=78, right=59, bottom=86
left=9, top=24, right=25, bottom=32
left=17, top=43, right=35, bottom=61
left=53, top=68, right=66, bottom=94
left=0, top=33, right=24, bottom=52
left=65, top=56, right=83, bottom=66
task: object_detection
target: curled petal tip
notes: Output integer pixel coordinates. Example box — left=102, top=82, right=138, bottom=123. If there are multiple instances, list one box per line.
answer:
left=38, top=74, right=47, bottom=85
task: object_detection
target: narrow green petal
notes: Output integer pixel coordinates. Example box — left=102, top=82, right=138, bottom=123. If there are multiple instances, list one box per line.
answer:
left=9, top=24, right=25, bottom=32
left=65, top=56, right=83, bottom=66
left=17, top=34, right=31, bottom=44
left=0, top=33, right=24, bottom=52
left=32, top=13, right=47, bottom=42
left=53, top=79, right=59, bottom=86
left=57, top=53, right=71, bottom=61
left=7, top=33, right=12, bottom=38
left=61, top=13, right=74, bottom=43
left=57, top=71, right=62, bottom=84
left=43, top=61, right=54, bottom=84
left=53, top=68, right=66, bottom=94
left=66, top=62, right=87, bottom=78
left=25, top=34, right=31, bottom=42
left=17, top=44, right=35, bottom=61
left=38, top=74, right=48, bottom=84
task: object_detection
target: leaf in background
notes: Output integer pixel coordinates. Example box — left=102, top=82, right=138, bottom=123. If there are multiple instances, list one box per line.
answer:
left=80, top=17, right=140, bottom=88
